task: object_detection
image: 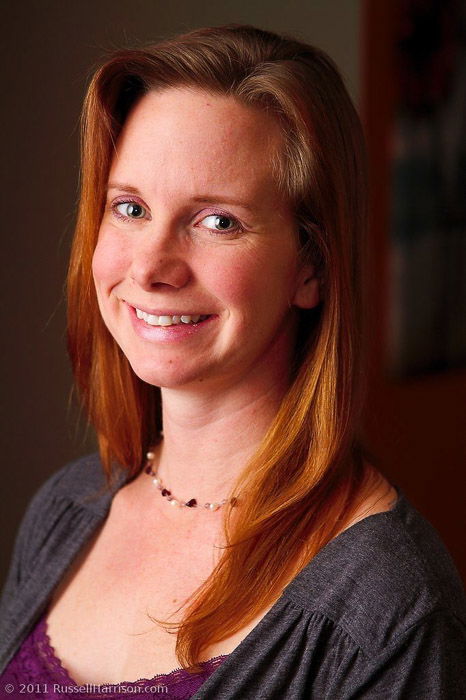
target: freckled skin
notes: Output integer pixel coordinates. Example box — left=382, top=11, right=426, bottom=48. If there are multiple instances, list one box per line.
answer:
left=92, top=88, right=319, bottom=394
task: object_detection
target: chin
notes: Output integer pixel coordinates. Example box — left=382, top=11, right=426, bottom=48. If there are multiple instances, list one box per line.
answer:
left=127, top=358, right=206, bottom=389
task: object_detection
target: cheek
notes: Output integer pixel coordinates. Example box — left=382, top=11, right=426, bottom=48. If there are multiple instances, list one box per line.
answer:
left=92, top=231, right=127, bottom=290
left=205, top=255, right=259, bottom=310
left=206, top=247, right=294, bottom=316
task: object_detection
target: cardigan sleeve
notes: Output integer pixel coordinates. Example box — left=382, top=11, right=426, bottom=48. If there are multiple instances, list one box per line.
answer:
left=0, top=455, right=117, bottom=674
left=0, top=469, right=64, bottom=617
left=321, top=608, right=466, bottom=699
left=1, top=453, right=118, bottom=618
left=191, top=599, right=466, bottom=699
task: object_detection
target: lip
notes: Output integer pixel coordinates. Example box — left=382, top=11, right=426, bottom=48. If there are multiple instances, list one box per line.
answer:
left=125, top=302, right=217, bottom=342
left=124, top=301, right=211, bottom=317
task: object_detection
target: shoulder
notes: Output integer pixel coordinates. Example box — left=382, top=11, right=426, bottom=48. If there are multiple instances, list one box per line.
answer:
left=0, top=455, right=129, bottom=671
left=16, top=452, right=129, bottom=553
left=26, top=452, right=128, bottom=515
left=1, top=454, right=128, bottom=601
left=284, top=488, right=466, bottom=656
left=196, top=492, right=466, bottom=698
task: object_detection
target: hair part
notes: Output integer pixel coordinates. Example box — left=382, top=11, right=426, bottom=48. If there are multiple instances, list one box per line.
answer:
left=67, top=24, right=378, bottom=672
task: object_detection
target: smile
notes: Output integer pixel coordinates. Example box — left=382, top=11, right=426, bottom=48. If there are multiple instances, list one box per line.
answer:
left=135, top=308, right=210, bottom=326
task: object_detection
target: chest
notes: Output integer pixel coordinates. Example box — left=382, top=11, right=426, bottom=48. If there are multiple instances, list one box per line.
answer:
left=44, top=496, right=234, bottom=684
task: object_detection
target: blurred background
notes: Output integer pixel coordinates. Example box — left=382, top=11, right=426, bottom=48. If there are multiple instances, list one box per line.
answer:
left=1, top=0, right=465, bottom=589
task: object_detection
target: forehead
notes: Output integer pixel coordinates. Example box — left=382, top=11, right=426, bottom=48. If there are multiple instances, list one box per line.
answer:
left=109, top=87, right=285, bottom=203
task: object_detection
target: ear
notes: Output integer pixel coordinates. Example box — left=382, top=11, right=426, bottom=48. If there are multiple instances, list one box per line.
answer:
left=291, top=264, right=320, bottom=309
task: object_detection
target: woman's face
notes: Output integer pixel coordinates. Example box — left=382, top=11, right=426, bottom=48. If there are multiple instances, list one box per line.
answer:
left=92, top=88, right=318, bottom=391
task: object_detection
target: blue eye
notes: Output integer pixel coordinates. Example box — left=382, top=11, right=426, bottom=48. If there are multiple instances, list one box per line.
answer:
left=115, top=202, right=147, bottom=219
left=200, top=214, right=237, bottom=231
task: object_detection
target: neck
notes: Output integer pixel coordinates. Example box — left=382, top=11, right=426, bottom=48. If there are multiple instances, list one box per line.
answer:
left=154, top=366, right=290, bottom=505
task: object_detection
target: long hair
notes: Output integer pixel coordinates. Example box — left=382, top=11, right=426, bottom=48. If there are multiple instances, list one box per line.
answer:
left=67, top=25, right=380, bottom=670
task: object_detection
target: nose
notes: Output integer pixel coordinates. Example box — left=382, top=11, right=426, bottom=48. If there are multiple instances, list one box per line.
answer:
left=129, top=227, right=191, bottom=292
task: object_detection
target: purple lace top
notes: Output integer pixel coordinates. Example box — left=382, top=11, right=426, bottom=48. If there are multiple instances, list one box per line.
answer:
left=1, top=611, right=228, bottom=699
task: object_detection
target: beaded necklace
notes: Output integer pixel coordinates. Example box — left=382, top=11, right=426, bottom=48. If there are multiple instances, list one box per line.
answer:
left=144, top=451, right=239, bottom=512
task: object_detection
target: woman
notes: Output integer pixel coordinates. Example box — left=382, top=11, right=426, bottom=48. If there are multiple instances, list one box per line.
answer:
left=1, top=25, right=465, bottom=699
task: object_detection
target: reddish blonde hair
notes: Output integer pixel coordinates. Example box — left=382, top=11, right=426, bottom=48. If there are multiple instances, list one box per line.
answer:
left=68, top=25, right=379, bottom=670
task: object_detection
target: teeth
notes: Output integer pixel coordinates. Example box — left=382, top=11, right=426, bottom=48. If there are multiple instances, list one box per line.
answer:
left=136, top=309, right=208, bottom=326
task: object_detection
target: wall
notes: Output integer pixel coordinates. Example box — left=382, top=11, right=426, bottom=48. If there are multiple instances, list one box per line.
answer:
left=361, top=0, right=466, bottom=581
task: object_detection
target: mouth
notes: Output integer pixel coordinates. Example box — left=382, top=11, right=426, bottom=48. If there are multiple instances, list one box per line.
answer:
left=134, top=307, right=212, bottom=327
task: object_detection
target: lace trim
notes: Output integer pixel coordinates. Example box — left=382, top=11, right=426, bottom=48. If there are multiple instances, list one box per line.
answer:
left=35, top=613, right=227, bottom=688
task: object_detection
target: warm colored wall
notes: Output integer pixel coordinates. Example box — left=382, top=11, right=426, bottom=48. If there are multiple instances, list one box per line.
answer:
left=361, top=1, right=466, bottom=582
left=1, top=0, right=362, bottom=586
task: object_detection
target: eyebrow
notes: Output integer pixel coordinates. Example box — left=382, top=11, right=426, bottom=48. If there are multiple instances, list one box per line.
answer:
left=107, top=183, right=256, bottom=213
left=107, top=183, right=142, bottom=195
left=191, top=196, right=256, bottom=213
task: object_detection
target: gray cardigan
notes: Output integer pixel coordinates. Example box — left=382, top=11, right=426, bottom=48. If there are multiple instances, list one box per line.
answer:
left=1, top=453, right=466, bottom=698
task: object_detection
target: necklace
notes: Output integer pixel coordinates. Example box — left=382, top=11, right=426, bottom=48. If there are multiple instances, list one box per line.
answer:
left=144, top=451, right=239, bottom=512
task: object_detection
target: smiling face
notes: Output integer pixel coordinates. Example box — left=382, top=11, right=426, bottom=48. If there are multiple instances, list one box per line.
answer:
left=92, top=88, right=319, bottom=391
